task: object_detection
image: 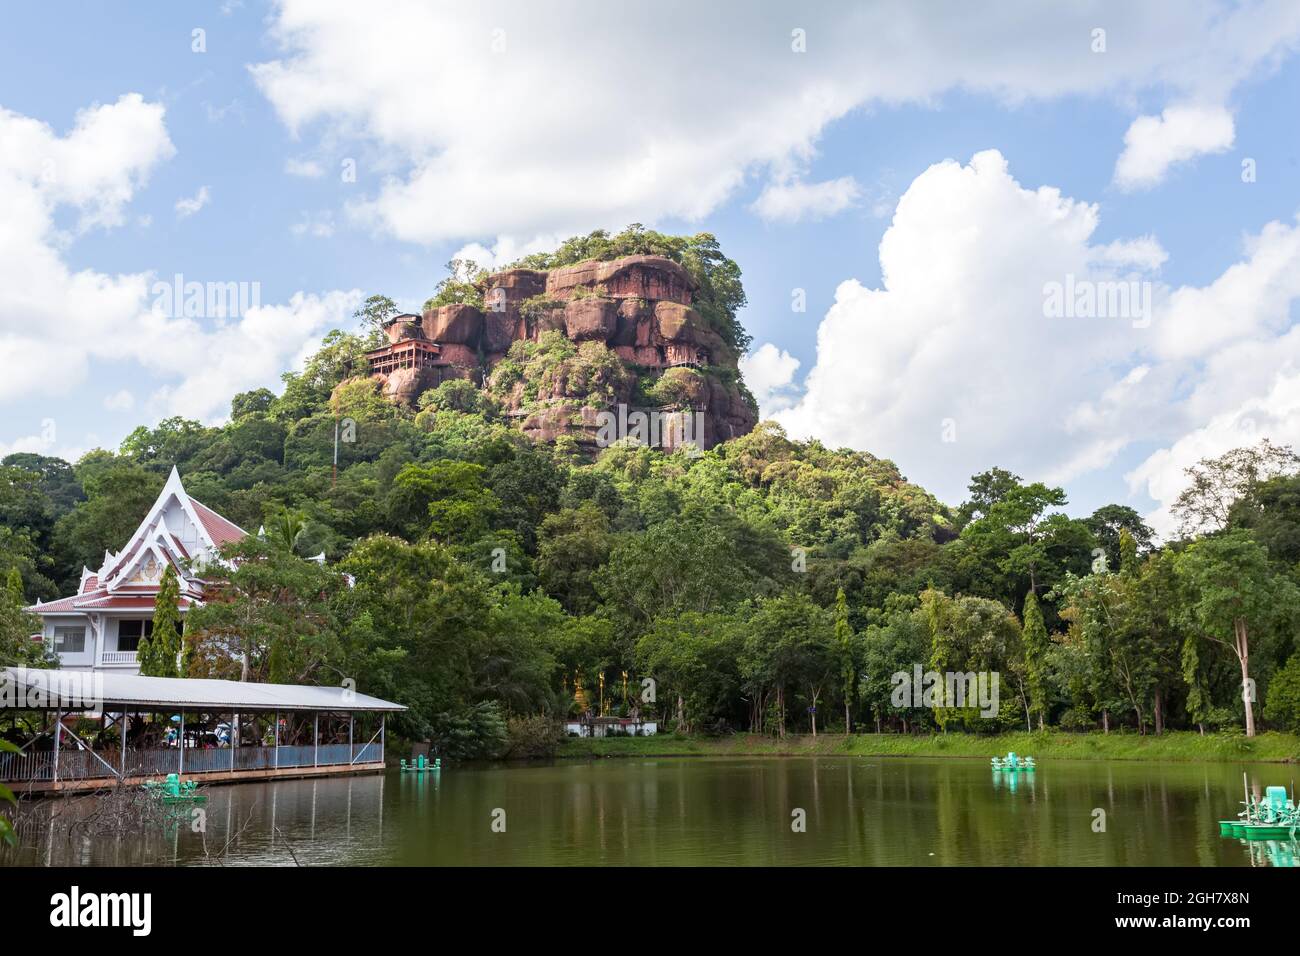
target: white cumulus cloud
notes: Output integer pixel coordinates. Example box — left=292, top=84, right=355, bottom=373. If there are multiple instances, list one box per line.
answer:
left=250, top=0, right=1300, bottom=248
left=0, top=95, right=361, bottom=437
left=1113, top=104, right=1235, bottom=191
left=740, top=344, right=801, bottom=414
left=771, top=148, right=1300, bottom=532
left=102, top=389, right=135, bottom=411
left=174, top=184, right=211, bottom=218
left=750, top=176, right=862, bottom=223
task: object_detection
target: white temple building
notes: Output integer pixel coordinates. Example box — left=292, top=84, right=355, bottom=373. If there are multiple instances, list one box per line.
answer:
left=27, top=467, right=247, bottom=674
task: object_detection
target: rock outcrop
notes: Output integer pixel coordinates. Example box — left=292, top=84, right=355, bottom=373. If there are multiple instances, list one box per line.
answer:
left=350, top=254, right=758, bottom=451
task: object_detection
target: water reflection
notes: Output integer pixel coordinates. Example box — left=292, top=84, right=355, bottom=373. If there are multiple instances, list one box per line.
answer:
left=1242, top=838, right=1299, bottom=867
left=1, top=757, right=1293, bottom=867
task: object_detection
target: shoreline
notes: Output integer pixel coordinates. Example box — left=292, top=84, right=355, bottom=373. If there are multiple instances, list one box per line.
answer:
left=556, top=730, right=1300, bottom=764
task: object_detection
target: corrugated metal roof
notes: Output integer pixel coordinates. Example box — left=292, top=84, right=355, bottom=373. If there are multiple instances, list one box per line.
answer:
left=1, top=667, right=405, bottom=713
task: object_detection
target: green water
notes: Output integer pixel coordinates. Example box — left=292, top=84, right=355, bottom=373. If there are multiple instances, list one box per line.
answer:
left=8, top=756, right=1299, bottom=866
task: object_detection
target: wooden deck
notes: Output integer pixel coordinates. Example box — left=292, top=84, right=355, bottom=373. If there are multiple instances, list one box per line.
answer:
left=10, top=760, right=387, bottom=796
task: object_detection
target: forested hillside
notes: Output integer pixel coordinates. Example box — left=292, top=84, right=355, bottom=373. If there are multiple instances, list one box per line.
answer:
left=3, top=233, right=1300, bottom=756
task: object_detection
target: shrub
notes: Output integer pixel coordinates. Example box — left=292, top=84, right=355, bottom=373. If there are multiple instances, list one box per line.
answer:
left=1264, top=653, right=1300, bottom=732
left=430, top=701, right=509, bottom=760
left=504, top=715, right=565, bottom=758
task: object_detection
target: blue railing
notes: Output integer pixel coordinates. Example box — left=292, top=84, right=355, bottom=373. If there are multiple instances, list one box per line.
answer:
left=0, top=740, right=384, bottom=783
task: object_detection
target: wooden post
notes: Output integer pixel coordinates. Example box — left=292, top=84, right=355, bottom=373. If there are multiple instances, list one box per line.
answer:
left=231, top=711, right=237, bottom=771
left=313, top=712, right=319, bottom=767
left=120, top=712, right=127, bottom=780
left=274, top=710, right=279, bottom=769
left=178, top=711, right=184, bottom=775
left=52, top=709, right=61, bottom=786
left=380, top=714, right=385, bottom=764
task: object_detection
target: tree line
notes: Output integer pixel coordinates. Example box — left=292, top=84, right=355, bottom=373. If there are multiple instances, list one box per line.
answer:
left=3, top=332, right=1300, bottom=756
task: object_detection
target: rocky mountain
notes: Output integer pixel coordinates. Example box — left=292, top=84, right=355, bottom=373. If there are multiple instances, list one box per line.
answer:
left=351, top=251, right=758, bottom=452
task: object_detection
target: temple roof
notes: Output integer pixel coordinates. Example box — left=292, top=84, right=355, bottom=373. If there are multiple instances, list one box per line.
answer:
left=29, top=467, right=245, bottom=616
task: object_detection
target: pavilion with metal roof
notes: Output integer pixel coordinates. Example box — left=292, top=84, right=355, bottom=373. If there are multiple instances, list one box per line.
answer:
left=0, top=667, right=405, bottom=795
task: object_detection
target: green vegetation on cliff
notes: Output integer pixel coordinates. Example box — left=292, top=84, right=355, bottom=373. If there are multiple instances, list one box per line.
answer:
left=510, top=223, right=752, bottom=355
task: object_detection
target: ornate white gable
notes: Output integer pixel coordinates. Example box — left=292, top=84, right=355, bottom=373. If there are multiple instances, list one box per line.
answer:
left=96, top=467, right=244, bottom=593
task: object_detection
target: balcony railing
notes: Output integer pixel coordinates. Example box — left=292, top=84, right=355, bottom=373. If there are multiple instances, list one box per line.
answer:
left=100, top=651, right=138, bottom=665
left=0, top=740, right=385, bottom=783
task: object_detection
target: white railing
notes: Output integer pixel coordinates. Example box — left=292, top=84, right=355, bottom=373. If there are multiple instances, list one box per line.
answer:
left=100, top=651, right=138, bottom=665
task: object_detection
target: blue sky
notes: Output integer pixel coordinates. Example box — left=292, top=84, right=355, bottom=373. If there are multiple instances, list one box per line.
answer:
left=4, top=1, right=1300, bottom=534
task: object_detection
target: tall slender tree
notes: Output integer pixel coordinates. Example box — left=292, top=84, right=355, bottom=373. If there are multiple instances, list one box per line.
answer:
left=1021, top=589, right=1050, bottom=730
left=140, top=564, right=182, bottom=678
left=1175, top=530, right=1298, bottom=737
left=835, top=589, right=856, bottom=733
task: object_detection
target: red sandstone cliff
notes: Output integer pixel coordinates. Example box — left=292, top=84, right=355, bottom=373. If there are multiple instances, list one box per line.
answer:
left=354, top=254, right=757, bottom=451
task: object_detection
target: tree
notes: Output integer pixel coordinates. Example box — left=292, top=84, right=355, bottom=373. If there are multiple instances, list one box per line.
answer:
left=476, top=586, right=563, bottom=714
left=338, top=534, right=492, bottom=740
left=1085, top=504, right=1154, bottom=570
left=536, top=502, right=615, bottom=614
left=424, top=260, right=487, bottom=311
left=139, top=564, right=183, bottom=677
left=274, top=330, right=372, bottom=420
left=1171, top=439, right=1299, bottom=537
left=1175, top=530, right=1300, bottom=737
left=1263, top=653, right=1300, bottom=733
left=184, top=537, right=344, bottom=683
left=388, top=461, right=500, bottom=544
left=353, top=294, right=399, bottom=345
left=596, top=518, right=756, bottom=642
left=2, top=452, right=84, bottom=512
left=1021, top=589, right=1050, bottom=730
left=1227, top=473, right=1300, bottom=567
left=230, top=388, right=275, bottom=420
left=740, top=593, right=835, bottom=737
left=0, top=567, right=48, bottom=668
left=431, top=700, right=508, bottom=760
left=922, top=589, right=1023, bottom=731
left=959, top=479, right=1093, bottom=604
left=957, top=467, right=1022, bottom=526
left=636, top=610, right=745, bottom=732
left=119, top=417, right=216, bottom=470
left=859, top=596, right=928, bottom=732
left=834, top=589, right=857, bottom=732
left=265, top=505, right=308, bottom=555
left=1058, top=568, right=1158, bottom=734
left=52, top=461, right=163, bottom=587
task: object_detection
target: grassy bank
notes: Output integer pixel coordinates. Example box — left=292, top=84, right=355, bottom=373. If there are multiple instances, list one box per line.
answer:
left=557, top=730, right=1300, bottom=763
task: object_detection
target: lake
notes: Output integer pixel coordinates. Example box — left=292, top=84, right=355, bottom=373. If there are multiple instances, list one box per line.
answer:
left=7, top=756, right=1298, bottom=866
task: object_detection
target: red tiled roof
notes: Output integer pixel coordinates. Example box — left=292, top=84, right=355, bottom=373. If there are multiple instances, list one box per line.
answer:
left=29, top=586, right=197, bottom=615
left=79, top=574, right=98, bottom=594
left=168, top=533, right=191, bottom=560
left=29, top=590, right=107, bottom=613
left=190, top=498, right=247, bottom=548
left=75, top=595, right=196, bottom=611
